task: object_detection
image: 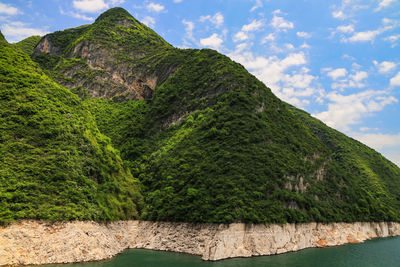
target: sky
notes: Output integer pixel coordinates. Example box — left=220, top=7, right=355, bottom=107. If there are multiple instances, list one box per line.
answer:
left=1, top=0, right=400, bottom=166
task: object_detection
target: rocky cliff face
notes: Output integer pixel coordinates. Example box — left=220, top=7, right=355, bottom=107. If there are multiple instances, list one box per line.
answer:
left=32, top=8, right=174, bottom=101
left=1, top=220, right=400, bottom=265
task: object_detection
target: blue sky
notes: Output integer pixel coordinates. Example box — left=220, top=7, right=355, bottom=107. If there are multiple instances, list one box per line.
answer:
left=1, top=0, right=400, bottom=166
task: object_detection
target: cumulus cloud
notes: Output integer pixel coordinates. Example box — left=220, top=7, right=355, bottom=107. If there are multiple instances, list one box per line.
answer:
left=332, top=71, right=368, bottom=90
left=73, top=0, right=109, bottom=13
left=314, top=90, right=397, bottom=131
left=296, top=32, right=311, bottom=38
left=243, top=19, right=264, bottom=32
left=270, top=11, right=294, bottom=31
left=348, top=29, right=381, bottom=42
left=1, top=21, right=48, bottom=43
left=354, top=132, right=400, bottom=149
left=228, top=50, right=321, bottom=107
left=336, top=24, right=354, bottom=33
left=142, top=16, right=155, bottom=28
left=352, top=132, right=400, bottom=166
left=0, top=2, right=19, bottom=15
left=331, top=0, right=369, bottom=20
left=200, top=33, right=223, bottom=50
left=60, top=8, right=93, bottom=21
left=233, top=31, right=248, bottom=42
left=373, top=60, right=397, bottom=74
left=332, top=10, right=346, bottom=20
left=146, top=2, right=165, bottom=13
left=233, top=19, right=264, bottom=43
left=344, top=18, right=397, bottom=43
left=261, top=33, right=275, bottom=44
left=390, top=72, right=400, bottom=87
left=375, top=0, right=397, bottom=11
left=326, top=68, right=347, bottom=80
left=199, top=12, right=224, bottom=28
left=384, top=34, right=400, bottom=47
left=182, top=19, right=195, bottom=44
left=250, top=0, right=263, bottom=12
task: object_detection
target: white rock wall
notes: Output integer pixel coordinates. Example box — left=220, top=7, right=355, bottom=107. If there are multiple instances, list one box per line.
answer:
left=1, top=220, right=400, bottom=266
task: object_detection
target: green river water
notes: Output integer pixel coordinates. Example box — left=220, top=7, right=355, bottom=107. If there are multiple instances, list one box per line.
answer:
left=45, top=236, right=400, bottom=267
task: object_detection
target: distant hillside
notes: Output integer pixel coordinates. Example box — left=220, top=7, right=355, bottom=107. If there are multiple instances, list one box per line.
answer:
left=22, top=7, right=400, bottom=224
left=13, top=35, right=42, bottom=56
left=0, top=31, right=143, bottom=224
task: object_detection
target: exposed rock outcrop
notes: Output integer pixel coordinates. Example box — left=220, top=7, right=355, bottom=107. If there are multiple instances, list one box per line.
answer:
left=1, top=220, right=400, bottom=266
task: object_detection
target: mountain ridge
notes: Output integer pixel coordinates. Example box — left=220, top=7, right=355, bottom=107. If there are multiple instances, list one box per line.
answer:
left=3, top=7, right=400, bottom=224
left=0, top=31, right=143, bottom=224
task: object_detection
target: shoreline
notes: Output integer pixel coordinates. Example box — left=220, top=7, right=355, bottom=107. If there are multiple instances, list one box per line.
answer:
left=1, top=220, right=400, bottom=266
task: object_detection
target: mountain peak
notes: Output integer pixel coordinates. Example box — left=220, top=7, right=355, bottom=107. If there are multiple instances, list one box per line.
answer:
left=95, top=7, right=134, bottom=23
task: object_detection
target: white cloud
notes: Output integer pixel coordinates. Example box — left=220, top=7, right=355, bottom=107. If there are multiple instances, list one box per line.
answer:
left=384, top=34, right=400, bottom=47
left=233, top=19, right=264, bottom=43
left=352, top=132, right=400, bottom=166
left=331, top=0, right=369, bottom=20
left=250, top=0, right=263, bottom=12
left=345, top=18, right=397, bottom=43
left=173, top=0, right=183, bottom=3
left=337, top=24, right=354, bottom=33
left=261, top=33, right=275, bottom=44
left=375, top=0, right=396, bottom=11
left=142, top=16, right=155, bottom=28
left=0, top=2, right=19, bottom=15
left=354, top=132, right=400, bottom=149
left=233, top=31, right=248, bottom=42
left=73, top=0, right=109, bottom=13
left=242, top=19, right=264, bottom=32
left=70, top=12, right=93, bottom=21
left=314, top=90, right=397, bottom=131
left=199, top=12, right=224, bottom=28
left=390, top=72, right=400, bottom=87
left=296, top=31, right=311, bottom=38
left=228, top=50, right=320, bottom=107
left=329, top=70, right=368, bottom=90
left=373, top=60, right=397, bottom=74
left=235, top=42, right=251, bottom=52
left=146, top=2, right=165, bottom=13
left=182, top=19, right=195, bottom=44
left=332, top=10, right=346, bottom=20
left=1, top=22, right=48, bottom=43
left=348, top=29, right=381, bottom=42
left=300, top=42, right=311, bottom=49
left=60, top=8, right=93, bottom=21
left=271, top=12, right=294, bottom=31
left=327, top=68, right=347, bottom=80
left=109, top=0, right=125, bottom=4
left=200, top=33, right=223, bottom=50
left=351, top=71, right=368, bottom=82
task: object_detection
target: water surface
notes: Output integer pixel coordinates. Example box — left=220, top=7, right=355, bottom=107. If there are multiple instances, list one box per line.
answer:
left=46, top=236, right=400, bottom=267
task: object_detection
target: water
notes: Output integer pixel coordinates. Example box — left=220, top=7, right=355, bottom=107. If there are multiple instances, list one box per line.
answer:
left=46, top=236, right=400, bottom=267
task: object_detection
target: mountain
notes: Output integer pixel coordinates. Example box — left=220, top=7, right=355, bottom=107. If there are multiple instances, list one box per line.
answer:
left=13, top=35, right=42, bottom=56
left=0, top=31, right=143, bottom=224
left=14, top=7, right=400, bottom=224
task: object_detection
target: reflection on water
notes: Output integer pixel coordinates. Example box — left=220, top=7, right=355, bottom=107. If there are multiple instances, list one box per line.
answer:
left=45, top=236, right=400, bottom=267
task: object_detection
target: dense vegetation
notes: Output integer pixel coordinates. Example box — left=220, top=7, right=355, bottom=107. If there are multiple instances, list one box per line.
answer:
left=0, top=33, right=143, bottom=224
left=85, top=46, right=400, bottom=224
left=4, top=7, right=400, bottom=224
left=13, top=35, right=42, bottom=56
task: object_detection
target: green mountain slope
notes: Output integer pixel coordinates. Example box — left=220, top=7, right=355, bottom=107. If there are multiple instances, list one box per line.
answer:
left=0, top=32, right=143, bottom=224
left=13, top=35, right=42, bottom=56
left=30, top=8, right=400, bottom=224
left=32, top=7, right=172, bottom=100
